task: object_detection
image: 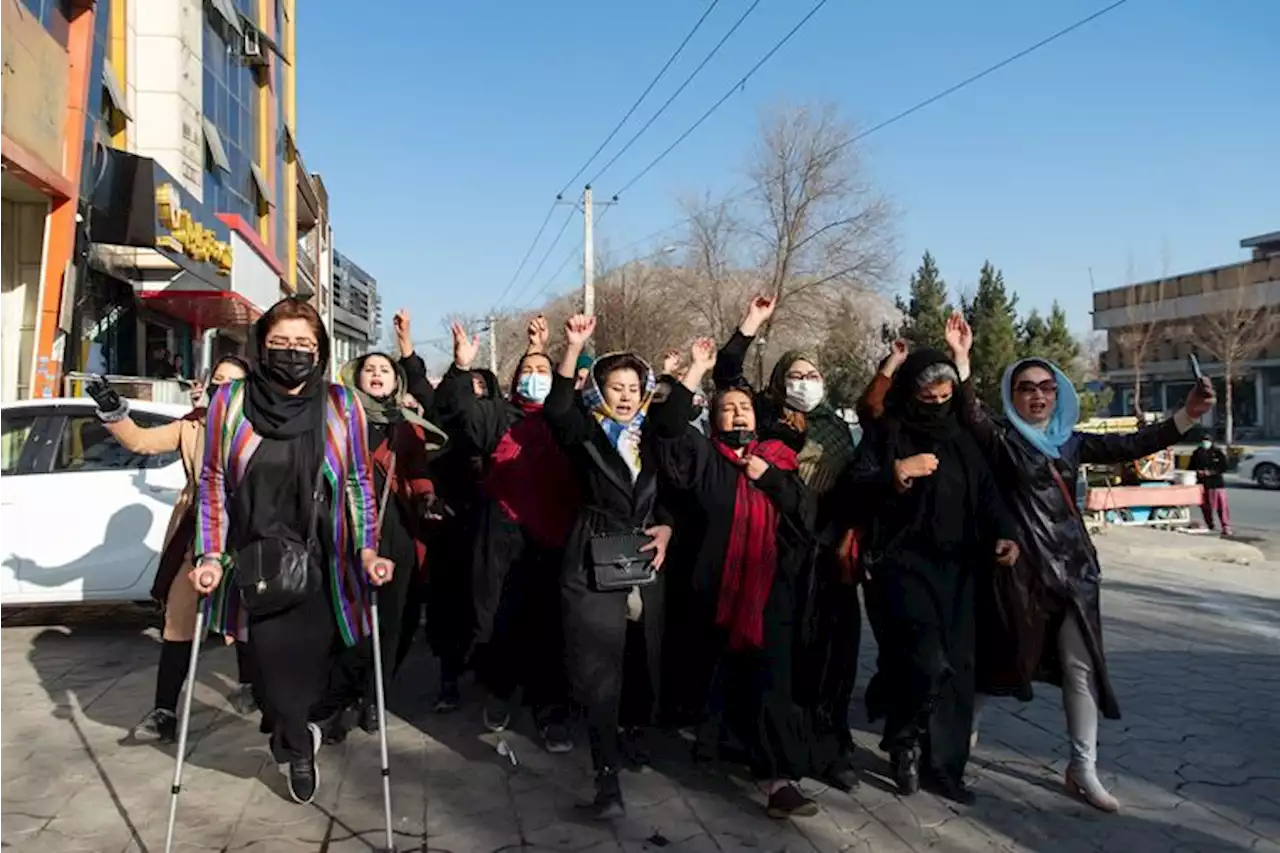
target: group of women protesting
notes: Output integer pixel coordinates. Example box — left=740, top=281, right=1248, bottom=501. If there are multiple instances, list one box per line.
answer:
left=87, top=292, right=1214, bottom=820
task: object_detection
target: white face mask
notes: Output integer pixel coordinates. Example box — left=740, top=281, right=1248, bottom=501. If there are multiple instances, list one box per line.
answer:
left=516, top=372, right=552, bottom=403
left=785, top=379, right=824, bottom=413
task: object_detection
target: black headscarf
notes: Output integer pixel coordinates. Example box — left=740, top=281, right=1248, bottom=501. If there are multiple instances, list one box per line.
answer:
left=243, top=302, right=331, bottom=513
left=886, top=348, right=962, bottom=443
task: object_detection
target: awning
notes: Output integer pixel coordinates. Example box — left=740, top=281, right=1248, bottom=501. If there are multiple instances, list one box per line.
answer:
left=136, top=289, right=261, bottom=331
left=208, top=0, right=243, bottom=36
left=202, top=117, right=231, bottom=173
left=249, top=162, right=273, bottom=207
left=102, top=66, right=132, bottom=121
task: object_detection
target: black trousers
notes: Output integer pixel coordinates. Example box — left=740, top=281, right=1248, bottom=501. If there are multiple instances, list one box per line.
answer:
left=878, top=560, right=976, bottom=785
left=249, top=587, right=336, bottom=763
left=471, top=511, right=570, bottom=725
left=425, top=517, right=476, bottom=681
left=810, top=581, right=863, bottom=757
left=312, top=549, right=414, bottom=718
left=563, top=568, right=664, bottom=774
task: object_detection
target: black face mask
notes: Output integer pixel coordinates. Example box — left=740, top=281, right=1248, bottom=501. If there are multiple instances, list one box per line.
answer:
left=264, top=348, right=318, bottom=387
left=908, top=397, right=952, bottom=426
left=718, top=428, right=756, bottom=449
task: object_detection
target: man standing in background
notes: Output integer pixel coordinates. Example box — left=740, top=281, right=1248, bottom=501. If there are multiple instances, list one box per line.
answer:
left=1190, top=434, right=1232, bottom=536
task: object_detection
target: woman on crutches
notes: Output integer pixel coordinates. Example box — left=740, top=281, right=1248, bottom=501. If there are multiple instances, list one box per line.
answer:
left=189, top=298, right=394, bottom=805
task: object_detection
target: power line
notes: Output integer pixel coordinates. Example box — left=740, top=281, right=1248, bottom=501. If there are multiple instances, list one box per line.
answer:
left=557, top=0, right=723, bottom=197
left=587, top=0, right=763, bottom=187
left=489, top=200, right=559, bottom=310
left=605, top=0, right=1132, bottom=261
left=493, top=1, right=726, bottom=312
left=614, top=0, right=831, bottom=197
left=506, top=204, right=578, bottom=308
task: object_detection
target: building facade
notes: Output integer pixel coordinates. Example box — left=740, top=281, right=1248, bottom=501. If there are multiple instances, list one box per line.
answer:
left=2, top=0, right=333, bottom=401
left=1, top=0, right=99, bottom=401
left=1093, top=231, right=1280, bottom=439
left=330, top=249, right=379, bottom=370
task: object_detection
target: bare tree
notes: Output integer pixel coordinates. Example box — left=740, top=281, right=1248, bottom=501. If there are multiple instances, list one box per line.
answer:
left=1112, top=263, right=1168, bottom=416
left=1193, top=264, right=1280, bottom=444
left=675, top=194, right=755, bottom=344
left=743, top=103, right=896, bottom=383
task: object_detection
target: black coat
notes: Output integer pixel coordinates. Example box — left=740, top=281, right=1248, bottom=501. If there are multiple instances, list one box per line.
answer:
left=957, top=379, right=1186, bottom=718
left=542, top=372, right=671, bottom=710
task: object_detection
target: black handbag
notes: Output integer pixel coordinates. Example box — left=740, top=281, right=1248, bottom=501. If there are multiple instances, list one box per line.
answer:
left=232, top=464, right=326, bottom=617
left=588, top=530, right=657, bottom=592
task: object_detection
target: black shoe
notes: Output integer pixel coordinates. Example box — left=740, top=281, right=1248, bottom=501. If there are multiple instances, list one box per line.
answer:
left=924, top=773, right=976, bottom=805
left=228, top=684, right=258, bottom=715
left=821, top=765, right=861, bottom=793
left=358, top=701, right=380, bottom=735
left=286, top=723, right=323, bottom=804
left=134, top=708, right=178, bottom=744
left=578, top=768, right=625, bottom=820
left=316, top=708, right=350, bottom=746
left=541, top=722, right=574, bottom=755
left=433, top=679, right=461, bottom=714
left=766, top=783, right=819, bottom=819
left=892, top=749, right=921, bottom=796
left=619, top=726, right=651, bottom=770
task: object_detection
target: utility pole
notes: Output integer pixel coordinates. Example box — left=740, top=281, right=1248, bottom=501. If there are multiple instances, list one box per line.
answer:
left=582, top=186, right=594, bottom=316
left=487, top=315, right=498, bottom=375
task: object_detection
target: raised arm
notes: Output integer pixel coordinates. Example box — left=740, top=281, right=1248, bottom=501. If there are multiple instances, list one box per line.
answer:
left=85, top=376, right=185, bottom=454
left=946, top=311, right=1004, bottom=460
left=856, top=339, right=907, bottom=425
left=713, top=295, right=776, bottom=389
left=544, top=314, right=596, bottom=448
left=1077, top=380, right=1213, bottom=465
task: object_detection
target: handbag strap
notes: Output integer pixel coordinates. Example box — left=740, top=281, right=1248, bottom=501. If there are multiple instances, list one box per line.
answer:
left=1048, top=462, right=1081, bottom=520
left=305, top=456, right=327, bottom=549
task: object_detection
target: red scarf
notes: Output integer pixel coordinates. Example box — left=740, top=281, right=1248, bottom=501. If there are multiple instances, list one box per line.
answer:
left=486, top=405, right=579, bottom=548
left=712, top=437, right=799, bottom=650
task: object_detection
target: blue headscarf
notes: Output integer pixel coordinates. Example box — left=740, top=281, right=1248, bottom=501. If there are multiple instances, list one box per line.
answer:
left=1001, top=358, right=1079, bottom=460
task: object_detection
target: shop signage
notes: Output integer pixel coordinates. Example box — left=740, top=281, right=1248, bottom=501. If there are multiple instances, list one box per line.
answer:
left=155, top=183, right=233, bottom=275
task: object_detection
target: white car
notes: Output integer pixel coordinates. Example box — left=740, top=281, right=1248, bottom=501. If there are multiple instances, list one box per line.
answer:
left=1239, top=447, right=1280, bottom=491
left=1, top=397, right=192, bottom=606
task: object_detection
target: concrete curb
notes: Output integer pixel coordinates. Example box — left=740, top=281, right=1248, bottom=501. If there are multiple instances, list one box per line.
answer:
left=1092, top=525, right=1267, bottom=565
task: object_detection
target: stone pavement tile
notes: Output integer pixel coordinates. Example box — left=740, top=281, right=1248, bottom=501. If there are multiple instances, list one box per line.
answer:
left=612, top=796, right=706, bottom=847
left=427, top=804, right=523, bottom=853
left=322, top=828, right=427, bottom=852
left=679, top=785, right=818, bottom=852
left=1161, top=799, right=1274, bottom=850
left=619, top=833, right=718, bottom=853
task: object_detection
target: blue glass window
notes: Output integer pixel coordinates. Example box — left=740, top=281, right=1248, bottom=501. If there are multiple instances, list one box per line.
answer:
left=202, top=7, right=257, bottom=222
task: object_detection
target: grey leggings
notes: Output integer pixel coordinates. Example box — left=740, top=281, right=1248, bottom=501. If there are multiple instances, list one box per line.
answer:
left=973, top=611, right=1099, bottom=770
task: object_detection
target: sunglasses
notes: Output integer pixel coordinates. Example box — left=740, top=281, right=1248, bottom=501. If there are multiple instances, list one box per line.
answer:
left=1015, top=380, right=1058, bottom=396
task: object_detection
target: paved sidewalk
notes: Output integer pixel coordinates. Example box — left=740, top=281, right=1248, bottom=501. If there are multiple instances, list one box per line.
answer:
left=2, top=537, right=1278, bottom=853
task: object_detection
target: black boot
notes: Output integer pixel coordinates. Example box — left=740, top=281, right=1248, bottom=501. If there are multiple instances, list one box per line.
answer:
left=579, top=767, right=625, bottom=820
left=358, top=700, right=380, bottom=735
left=923, top=771, right=977, bottom=805
left=892, top=748, right=920, bottom=796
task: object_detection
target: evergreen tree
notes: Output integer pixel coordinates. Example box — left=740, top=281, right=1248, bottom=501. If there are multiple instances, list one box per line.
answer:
left=890, top=251, right=950, bottom=351
left=1020, top=302, right=1082, bottom=381
left=968, top=261, right=1020, bottom=407
left=819, top=297, right=876, bottom=408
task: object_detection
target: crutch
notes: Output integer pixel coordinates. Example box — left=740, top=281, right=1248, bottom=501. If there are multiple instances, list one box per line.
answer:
left=370, top=453, right=398, bottom=852
left=164, top=577, right=213, bottom=853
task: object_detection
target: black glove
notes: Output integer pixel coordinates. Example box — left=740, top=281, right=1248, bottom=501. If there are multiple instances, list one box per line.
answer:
left=85, top=375, right=125, bottom=417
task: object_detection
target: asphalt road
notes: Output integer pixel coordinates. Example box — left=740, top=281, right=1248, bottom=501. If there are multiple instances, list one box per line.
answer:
left=1222, top=475, right=1280, bottom=557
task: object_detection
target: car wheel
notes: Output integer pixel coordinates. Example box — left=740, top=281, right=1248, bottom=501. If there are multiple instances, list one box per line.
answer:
left=1254, top=462, right=1280, bottom=490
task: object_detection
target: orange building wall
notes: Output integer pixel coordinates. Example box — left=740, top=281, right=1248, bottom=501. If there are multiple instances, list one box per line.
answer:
left=30, top=8, right=96, bottom=399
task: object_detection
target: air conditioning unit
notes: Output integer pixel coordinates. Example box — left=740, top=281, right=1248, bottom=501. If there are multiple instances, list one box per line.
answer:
left=243, top=29, right=268, bottom=66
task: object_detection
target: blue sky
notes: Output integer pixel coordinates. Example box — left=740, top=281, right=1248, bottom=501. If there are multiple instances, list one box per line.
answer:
left=296, top=0, right=1278, bottom=351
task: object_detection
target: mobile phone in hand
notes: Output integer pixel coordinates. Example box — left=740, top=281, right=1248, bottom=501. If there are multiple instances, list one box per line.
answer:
left=1188, top=353, right=1204, bottom=382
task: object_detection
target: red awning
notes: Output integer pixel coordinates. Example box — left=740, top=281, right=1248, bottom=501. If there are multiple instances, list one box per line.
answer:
left=137, top=290, right=262, bottom=332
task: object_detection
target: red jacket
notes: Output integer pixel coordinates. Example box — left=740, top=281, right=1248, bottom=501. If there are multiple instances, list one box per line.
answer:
left=371, top=420, right=436, bottom=576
